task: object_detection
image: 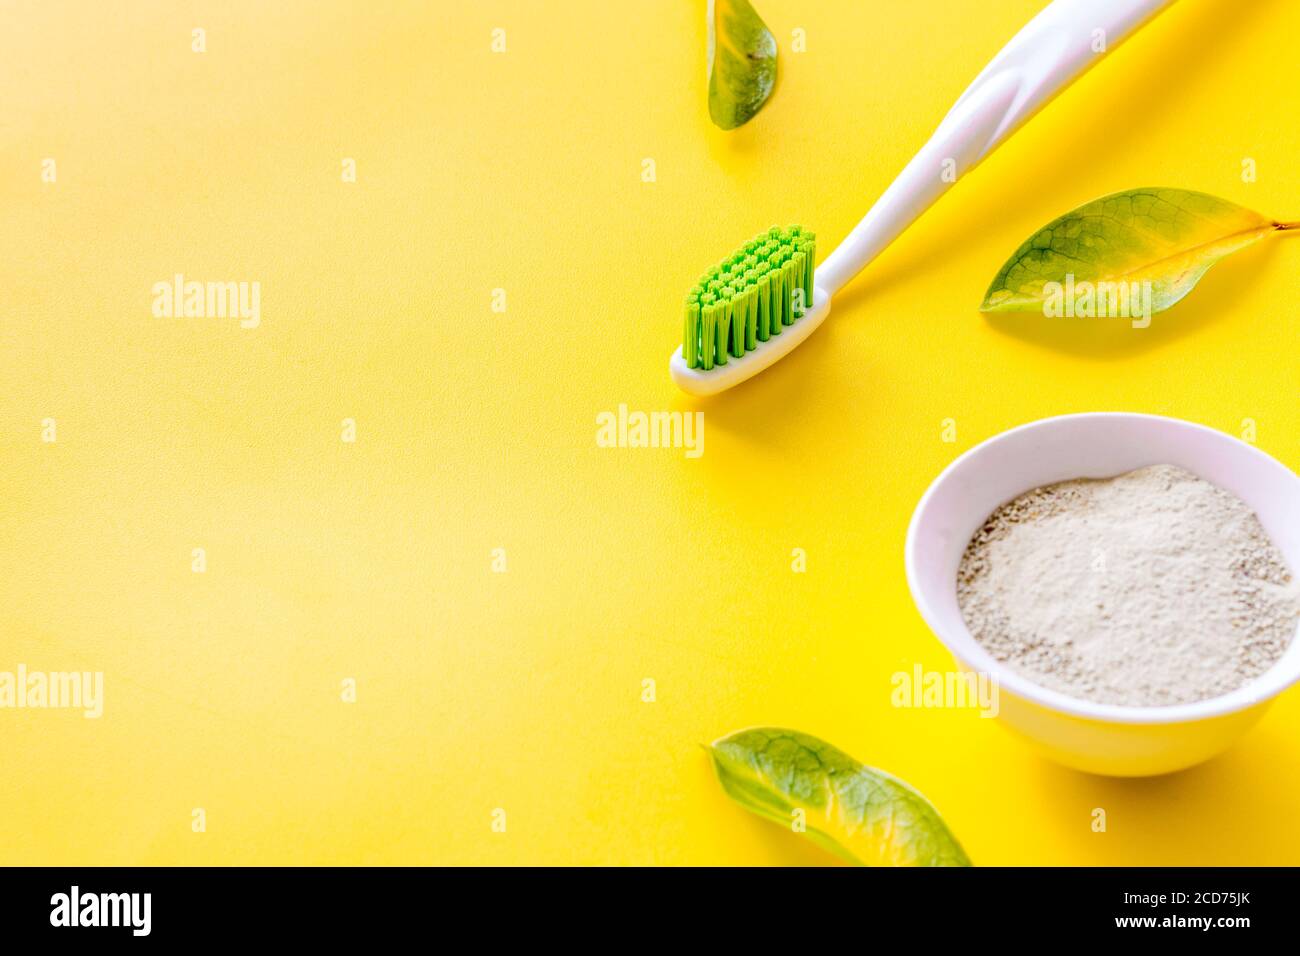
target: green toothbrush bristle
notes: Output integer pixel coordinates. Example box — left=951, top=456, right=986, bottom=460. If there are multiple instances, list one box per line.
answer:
left=683, top=225, right=816, bottom=370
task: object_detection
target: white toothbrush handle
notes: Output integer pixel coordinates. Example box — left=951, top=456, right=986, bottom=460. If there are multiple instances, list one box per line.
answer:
left=815, top=0, right=1177, bottom=297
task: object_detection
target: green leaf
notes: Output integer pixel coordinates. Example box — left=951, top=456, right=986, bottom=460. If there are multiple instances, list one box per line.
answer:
left=980, top=187, right=1297, bottom=315
left=708, top=727, right=971, bottom=866
left=707, top=0, right=778, bottom=130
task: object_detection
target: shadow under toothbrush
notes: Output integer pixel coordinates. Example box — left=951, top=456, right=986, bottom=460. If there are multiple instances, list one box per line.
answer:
left=669, top=311, right=854, bottom=445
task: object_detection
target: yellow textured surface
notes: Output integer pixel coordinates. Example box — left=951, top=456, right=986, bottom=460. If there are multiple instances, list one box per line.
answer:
left=2, top=0, right=1298, bottom=865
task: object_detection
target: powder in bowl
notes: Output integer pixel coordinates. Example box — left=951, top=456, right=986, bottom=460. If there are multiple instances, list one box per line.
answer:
left=956, top=464, right=1299, bottom=706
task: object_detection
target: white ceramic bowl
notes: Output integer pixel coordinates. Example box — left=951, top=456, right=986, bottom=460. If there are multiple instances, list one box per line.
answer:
left=905, top=413, right=1300, bottom=776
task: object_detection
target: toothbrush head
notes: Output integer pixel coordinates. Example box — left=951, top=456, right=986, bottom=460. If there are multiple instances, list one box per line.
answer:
left=670, top=226, right=829, bottom=396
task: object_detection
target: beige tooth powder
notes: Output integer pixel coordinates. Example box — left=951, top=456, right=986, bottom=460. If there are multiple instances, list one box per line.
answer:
left=957, top=464, right=1300, bottom=706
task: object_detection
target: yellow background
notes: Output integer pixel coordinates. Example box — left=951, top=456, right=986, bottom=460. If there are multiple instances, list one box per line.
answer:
left=2, top=0, right=1298, bottom=865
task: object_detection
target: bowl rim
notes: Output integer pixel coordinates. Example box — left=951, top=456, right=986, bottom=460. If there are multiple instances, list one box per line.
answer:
left=904, top=411, right=1300, bottom=726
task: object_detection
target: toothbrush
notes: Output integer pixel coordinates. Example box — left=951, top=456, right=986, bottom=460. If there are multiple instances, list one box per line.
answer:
left=671, top=0, right=1177, bottom=396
